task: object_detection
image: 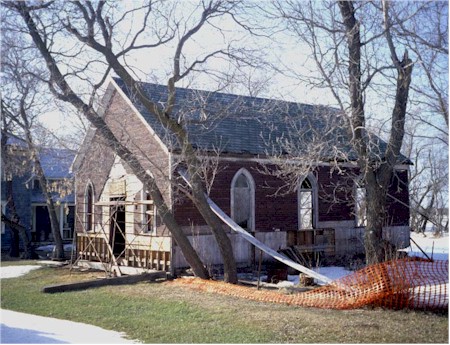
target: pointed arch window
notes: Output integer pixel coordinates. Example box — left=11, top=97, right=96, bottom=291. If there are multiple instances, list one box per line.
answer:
left=85, top=183, right=95, bottom=231
left=298, top=175, right=317, bottom=230
left=231, top=168, right=255, bottom=232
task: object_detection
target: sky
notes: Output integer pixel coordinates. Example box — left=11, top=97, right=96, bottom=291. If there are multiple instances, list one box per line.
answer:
left=29, top=1, right=446, bottom=145
left=5, top=0, right=448, bottom=211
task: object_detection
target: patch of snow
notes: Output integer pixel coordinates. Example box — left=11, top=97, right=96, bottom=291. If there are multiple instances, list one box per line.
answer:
left=0, top=309, right=139, bottom=344
left=313, top=266, right=352, bottom=285
left=36, top=244, right=73, bottom=252
left=403, top=232, right=449, bottom=261
left=275, top=279, right=295, bottom=288
left=0, top=265, right=41, bottom=279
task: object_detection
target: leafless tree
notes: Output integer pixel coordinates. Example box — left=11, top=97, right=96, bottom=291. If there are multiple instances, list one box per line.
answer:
left=403, top=119, right=448, bottom=236
left=1, top=108, right=36, bottom=258
left=265, top=0, right=426, bottom=264
left=1, top=41, right=67, bottom=259
left=391, top=1, right=448, bottom=133
left=4, top=0, right=262, bottom=283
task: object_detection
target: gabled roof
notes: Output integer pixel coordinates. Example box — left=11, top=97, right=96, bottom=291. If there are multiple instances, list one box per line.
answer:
left=2, top=131, right=76, bottom=178
left=1, top=131, right=28, bottom=148
left=112, top=77, right=410, bottom=164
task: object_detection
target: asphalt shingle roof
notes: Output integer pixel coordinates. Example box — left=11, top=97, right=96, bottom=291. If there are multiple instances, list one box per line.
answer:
left=113, top=77, right=409, bottom=163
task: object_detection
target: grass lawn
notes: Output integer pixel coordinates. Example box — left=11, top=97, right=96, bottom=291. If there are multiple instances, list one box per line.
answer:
left=1, top=262, right=448, bottom=343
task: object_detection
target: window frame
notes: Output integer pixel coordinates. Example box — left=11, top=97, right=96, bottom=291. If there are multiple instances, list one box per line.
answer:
left=230, top=168, right=255, bottom=232
left=141, top=189, right=157, bottom=235
left=298, top=174, right=318, bottom=230
left=355, top=179, right=367, bottom=227
left=84, top=182, right=95, bottom=232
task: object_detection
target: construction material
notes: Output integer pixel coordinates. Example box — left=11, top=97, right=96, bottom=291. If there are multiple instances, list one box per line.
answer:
left=171, top=257, right=448, bottom=312
left=73, top=198, right=171, bottom=276
left=42, top=271, right=167, bottom=293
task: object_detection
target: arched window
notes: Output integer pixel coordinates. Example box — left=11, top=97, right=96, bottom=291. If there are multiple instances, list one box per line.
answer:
left=231, top=168, right=255, bottom=232
left=298, top=174, right=318, bottom=229
left=85, top=182, right=95, bottom=231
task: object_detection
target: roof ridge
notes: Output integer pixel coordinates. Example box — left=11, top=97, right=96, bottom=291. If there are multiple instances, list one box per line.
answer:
left=111, top=76, right=327, bottom=110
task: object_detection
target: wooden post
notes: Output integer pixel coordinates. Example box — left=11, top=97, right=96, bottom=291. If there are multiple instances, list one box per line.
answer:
left=256, top=249, right=263, bottom=290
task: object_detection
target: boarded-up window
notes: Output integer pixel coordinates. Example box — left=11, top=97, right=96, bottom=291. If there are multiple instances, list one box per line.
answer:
left=231, top=169, right=254, bottom=232
left=299, top=178, right=314, bottom=229
left=142, top=190, right=156, bottom=233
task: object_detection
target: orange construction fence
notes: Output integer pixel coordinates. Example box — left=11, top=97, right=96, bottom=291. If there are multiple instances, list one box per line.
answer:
left=170, top=258, right=448, bottom=312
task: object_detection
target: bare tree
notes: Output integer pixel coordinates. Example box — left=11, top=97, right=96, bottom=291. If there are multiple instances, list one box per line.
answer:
left=1, top=42, right=67, bottom=259
left=265, top=0, right=422, bottom=264
left=4, top=0, right=261, bottom=283
left=404, top=121, right=449, bottom=236
left=1, top=110, right=36, bottom=258
left=392, top=1, right=448, bottom=132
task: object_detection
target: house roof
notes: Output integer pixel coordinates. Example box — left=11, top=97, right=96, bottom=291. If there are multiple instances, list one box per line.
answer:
left=30, top=148, right=75, bottom=203
left=1, top=131, right=28, bottom=148
left=38, top=148, right=75, bottom=179
left=112, top=77, right=410, bottom=164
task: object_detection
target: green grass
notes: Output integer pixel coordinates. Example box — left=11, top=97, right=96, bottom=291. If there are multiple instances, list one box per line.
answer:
left=1, top=267, right=273, bottom=343
left=1, top=266, right=448, bottom=343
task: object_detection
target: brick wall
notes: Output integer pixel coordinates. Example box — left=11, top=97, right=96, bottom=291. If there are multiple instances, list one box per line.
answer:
left=173, top=161, right=411, bottom=231
left=74, top=90, right=171, bottom=235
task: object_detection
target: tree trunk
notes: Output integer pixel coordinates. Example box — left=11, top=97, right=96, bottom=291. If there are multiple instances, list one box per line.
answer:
left=339, top=1, right=413, bottom=264
left=18, top=106, right=66, bottom=259
left=91, top=50, right=238, bottom=282
left=364, top=179, right=387, bottom=264
left=190, top=182, right=238, bottom=283
left=36, top=169, right=66, bottom=260
left=9, top=227, right=20, bottom=257
left=15, top=3, right=211, bottom=279
left=1, top=213, right=36, bottom=259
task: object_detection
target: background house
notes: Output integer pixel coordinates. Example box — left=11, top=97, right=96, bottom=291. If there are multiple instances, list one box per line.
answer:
left=73, top=77, right=411, bottom=275
left=1, top=132, right=76, bottom=253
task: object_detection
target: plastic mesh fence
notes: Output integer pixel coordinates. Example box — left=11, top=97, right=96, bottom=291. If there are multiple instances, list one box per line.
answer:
left=170, top=258, right=448, bottom=311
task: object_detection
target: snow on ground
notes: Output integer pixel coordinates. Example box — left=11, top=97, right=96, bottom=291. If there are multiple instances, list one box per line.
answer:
left=0, top=265, right=139, bottom=344
left=35, top=244, right=74, bottom=252
left=1, top=309, right=138, bottom=344
left=1, top=265, right=41, bottom=279
left=403, top=232, right=449, bottom=261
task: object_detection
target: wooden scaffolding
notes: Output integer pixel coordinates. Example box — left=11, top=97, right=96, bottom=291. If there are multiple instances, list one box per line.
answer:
left=73, top=199, right=171, bottom=276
